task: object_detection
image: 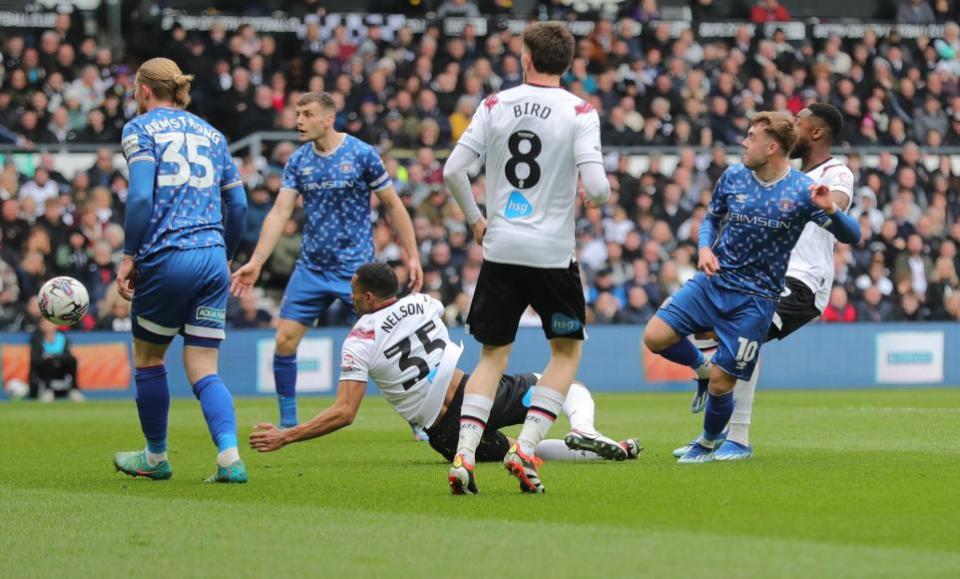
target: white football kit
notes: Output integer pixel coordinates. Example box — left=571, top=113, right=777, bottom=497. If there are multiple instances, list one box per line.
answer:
left=457, top=83, right=604, bottom=268
left=786, top=158, right=855, bottom=311
left=339, top=294, right=462, bottom=428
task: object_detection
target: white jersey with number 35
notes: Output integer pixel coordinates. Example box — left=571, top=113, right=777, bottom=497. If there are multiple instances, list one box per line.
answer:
left=339, top=294, right=463, bottom=428
left=458, top=84, right=604, bottom=268
left=786, top=158, right=855, bottom=311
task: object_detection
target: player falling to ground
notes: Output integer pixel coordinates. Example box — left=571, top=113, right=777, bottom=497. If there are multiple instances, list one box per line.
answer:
left=248, top=263, right=641, bottom=477
left=231, top=91, right=422, bottom=429
left=113, top=58, right=249, bottom=483
left=643, top=111, right=861, bottom=464
left=676, top=104, right=854, bottom=461
left=443, top=22, right=612, bottom=494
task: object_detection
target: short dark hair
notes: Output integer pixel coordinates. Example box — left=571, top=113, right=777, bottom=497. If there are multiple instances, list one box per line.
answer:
left=522, top=22, right=575, bottom=76
left=355, top=263, right=398, bottom=299
left=807, top=103, right=843, bottom=144
left=297, top=91, right=337, bottom=112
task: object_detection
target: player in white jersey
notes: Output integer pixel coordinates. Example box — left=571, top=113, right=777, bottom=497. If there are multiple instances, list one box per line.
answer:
left=443, top=22, right=611, bottom=494
left=248, top=264, right=640, bottom=477
left=676, top=104, right=854, bottom=461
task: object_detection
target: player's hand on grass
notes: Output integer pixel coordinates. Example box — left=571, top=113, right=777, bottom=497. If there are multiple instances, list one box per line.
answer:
left=698, top=247, right=719, bottom=276
left=117, top=255, right=137, bottom=301
left=250, top=423, right=287, bottom=452
left=407, top=256, right=424, bottom=293
left=230, top=261, right=262, bottom=297
left=472, top=217, right=487, bottom=244
left=809, top=184, right=837, bottom=214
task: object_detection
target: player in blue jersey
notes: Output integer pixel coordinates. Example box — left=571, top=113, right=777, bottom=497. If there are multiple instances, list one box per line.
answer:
left=230, top=91, right=421, bottom=428
left=112, top=58, right=249, bottom=483
left=642, top=112, right=861, bottom=464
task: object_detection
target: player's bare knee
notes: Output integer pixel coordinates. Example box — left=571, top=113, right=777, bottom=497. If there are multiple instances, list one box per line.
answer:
left=549, top=338, right=582, bottom=362
left=275, top=329, right=301, bottom=356
left=709, top=366, right=737, bottom=395
left=642, top=319, right=674, bottom=353
left=480, top=344, right=511, bottom=370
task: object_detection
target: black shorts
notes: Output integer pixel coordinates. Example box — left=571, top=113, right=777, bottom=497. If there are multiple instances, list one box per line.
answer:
left=765, top=277, right=822, bottom=342
left=425, top=372, right=539, bottom=462
left=467, top=259, right=586, bottom=346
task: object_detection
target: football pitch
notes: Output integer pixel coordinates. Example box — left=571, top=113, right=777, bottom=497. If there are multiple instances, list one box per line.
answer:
left=2, top=389, right=958, bottom=578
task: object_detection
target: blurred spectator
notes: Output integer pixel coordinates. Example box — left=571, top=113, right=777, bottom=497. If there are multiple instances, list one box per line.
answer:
left=231, top=293, right=274, bottom=329
left=19, top=169, right=59, bottom=218
left=30, top=317, right=82, bottom=402
left=896, top=0, right=937, bottom=24
left=856, top=285, right=895, bottom=322
left=894, top=234, right=933, bottom=298
left=823, top=287, right=857, bottom=323
left=750, top=0, right=790, bottom=23
left=98, top=284, right=133, bottom=332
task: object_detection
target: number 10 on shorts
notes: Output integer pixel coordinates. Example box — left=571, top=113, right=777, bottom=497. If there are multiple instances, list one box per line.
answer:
left=736, top=337, right=759, bottom=368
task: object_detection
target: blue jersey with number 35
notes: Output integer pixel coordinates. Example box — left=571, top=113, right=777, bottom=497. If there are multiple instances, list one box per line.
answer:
left=121, top=107, right=242, bottom=261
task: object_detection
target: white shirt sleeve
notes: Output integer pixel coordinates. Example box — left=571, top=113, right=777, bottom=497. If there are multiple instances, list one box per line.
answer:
left=574, top=106, right=603, bottom=167
left=443, top=144, right=483, bottom=225
left=579, top=162, right=611, bottom=205
left=456, top=100, right=489, bottom=155
left=822, top=166, right=855, bottom=210
left=339, top=329, right=374, bottom=383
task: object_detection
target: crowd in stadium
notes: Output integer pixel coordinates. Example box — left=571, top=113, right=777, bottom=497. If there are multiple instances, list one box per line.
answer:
left=1, top=1, right=960, bottom=333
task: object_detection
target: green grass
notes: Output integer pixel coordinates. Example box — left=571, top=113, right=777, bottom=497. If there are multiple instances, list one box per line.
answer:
left=2, top=389, right=959, bottom=578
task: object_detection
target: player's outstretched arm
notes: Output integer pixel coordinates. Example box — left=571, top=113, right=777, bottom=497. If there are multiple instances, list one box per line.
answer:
left=117, top=159, right=157, bottom=300
left=810, top=184, right=861, bottom=244
left=249, top=379, right=367, bottom=452
left=579, top=162, right=611, bottom=206
left=230, top=187, right=298, bottom=297
left=376, top=185, right=423, bottom=292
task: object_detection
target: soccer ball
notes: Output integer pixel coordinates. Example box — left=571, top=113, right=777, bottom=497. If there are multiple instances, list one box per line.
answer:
left=38, top=276, right=90, bottom=326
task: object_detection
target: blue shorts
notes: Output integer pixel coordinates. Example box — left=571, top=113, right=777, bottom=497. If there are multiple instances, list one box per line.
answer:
left=132, top=247, right=229, bottom=346
left=279, top=265, right=354, bottom=326
left=656, top=273, right=777, bottom=380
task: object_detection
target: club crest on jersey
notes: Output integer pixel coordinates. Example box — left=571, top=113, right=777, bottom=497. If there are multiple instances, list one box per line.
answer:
left=505, top=191, right=533, bottom=219
left=340, top=162, right=353, bottom=173
left=779, top=199, right=795, bottom=212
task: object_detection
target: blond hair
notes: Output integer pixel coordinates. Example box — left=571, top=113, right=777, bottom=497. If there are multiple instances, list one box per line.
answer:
left=752, top=111, right=796, bottom=155
left=136, top=58, right=194, bottom=108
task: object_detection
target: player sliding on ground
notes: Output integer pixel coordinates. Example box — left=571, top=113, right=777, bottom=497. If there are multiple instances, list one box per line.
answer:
left=249, top=264, right=640, bottom=479
left=442, top=22, right=611, bottom=494
left=113, top=58, right=249, bottom=482
left=676, top=104, right=855, bottom=461
left=643, top=111, right=861, bottom=464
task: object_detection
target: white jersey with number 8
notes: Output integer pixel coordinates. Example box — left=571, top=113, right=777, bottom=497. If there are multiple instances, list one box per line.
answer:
left=458, top=84, right=604, bottom=268
left=339, top=294, right=463, bottom=428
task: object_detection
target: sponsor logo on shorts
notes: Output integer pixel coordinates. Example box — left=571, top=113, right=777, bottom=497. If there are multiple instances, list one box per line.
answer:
left=551, top=313, right=581, bottom=335
left=196, top=306, right=226, bottom=323
left=505, top=190, right=533, bottom=219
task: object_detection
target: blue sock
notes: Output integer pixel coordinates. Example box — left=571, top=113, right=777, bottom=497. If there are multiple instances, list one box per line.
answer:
left=192, top=374, right=238, bottom=452
left=273, top=353, right=298, bottom=427
left=702, top=391, right=735, bottom=444
left=659, top=340, right=706, bottom=369
left=135, top=365, right=169, bottom=454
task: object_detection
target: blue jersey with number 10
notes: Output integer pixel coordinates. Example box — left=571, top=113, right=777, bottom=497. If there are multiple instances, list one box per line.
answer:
left=708, top=164, right=826, bottom=300
left=121, top=107, right=242, bottom=261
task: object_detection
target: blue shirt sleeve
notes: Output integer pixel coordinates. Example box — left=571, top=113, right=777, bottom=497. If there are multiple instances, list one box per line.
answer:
left=121, top=122, right=154, bottom=165
left=281, top=149, right=301, bottom=192
left=219, top=145, right=243, bottom=192
left=361, top=145, right=391, bottom=192
left=708, top=168, right=731, bottom=217
left=123, top=159, right=156, bottom=257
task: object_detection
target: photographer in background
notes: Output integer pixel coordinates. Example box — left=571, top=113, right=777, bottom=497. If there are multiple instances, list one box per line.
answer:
left=30, top=317, right=83, bottom=403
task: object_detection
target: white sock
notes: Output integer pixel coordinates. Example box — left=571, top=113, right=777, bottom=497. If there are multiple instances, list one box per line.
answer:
left=694, top=344, right=715, bottom=379
left=456, top=393, right=493, bottom=466
left=217, top=447, right=240, bottom=468
left=517, top=386, right=566, bottom=457
left=145, top=448, right=167, bottom=467
left=535, top=439, right=601, bottom=461
left=727, top=358, right=760, bottom=446
left=563, top=383, right=598, bottom=436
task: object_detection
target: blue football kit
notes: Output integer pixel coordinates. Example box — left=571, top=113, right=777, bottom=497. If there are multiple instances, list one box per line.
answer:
left=657, top=164, right=828, bottom=380
left=121, top=107, right=246, bottom=345
left=278, top=135, right=391, bottom=326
